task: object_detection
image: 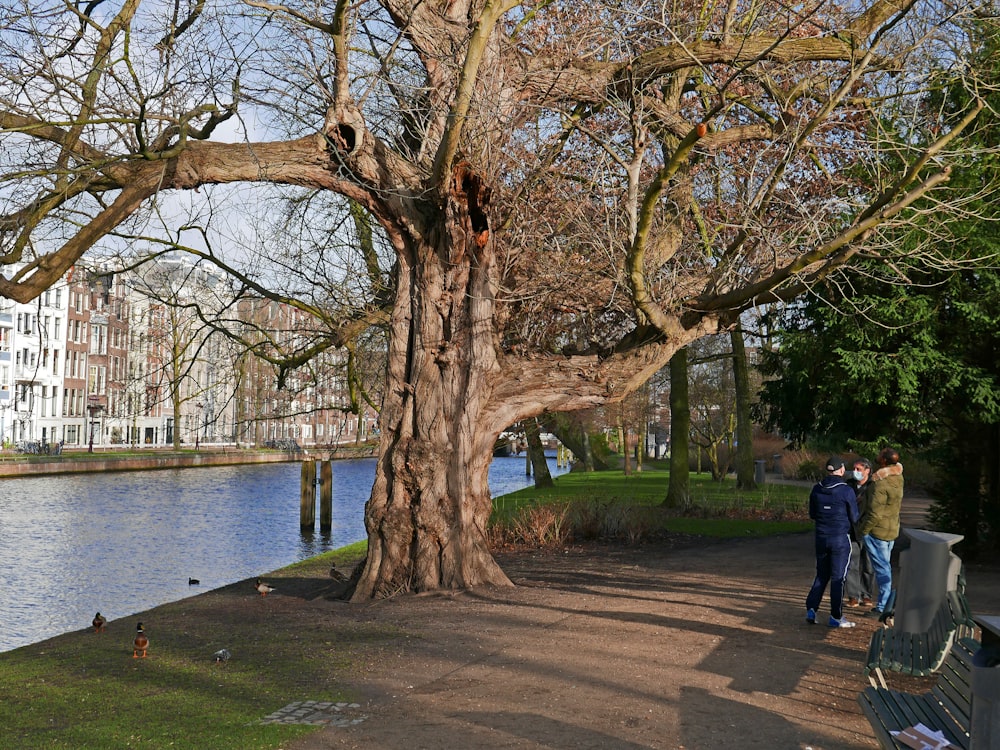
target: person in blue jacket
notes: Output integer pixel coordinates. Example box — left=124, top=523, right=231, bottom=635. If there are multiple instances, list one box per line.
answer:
left=805, top=456, right=860, bottom=628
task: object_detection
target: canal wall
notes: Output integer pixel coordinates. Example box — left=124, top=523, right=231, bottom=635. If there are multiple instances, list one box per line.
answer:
left=0, top=447, right=376, bottom=478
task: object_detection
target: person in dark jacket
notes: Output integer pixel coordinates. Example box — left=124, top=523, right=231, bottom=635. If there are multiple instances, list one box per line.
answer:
left=805, top=456, right=860, bottom=628
left=845, top=457, right=876, bottom=608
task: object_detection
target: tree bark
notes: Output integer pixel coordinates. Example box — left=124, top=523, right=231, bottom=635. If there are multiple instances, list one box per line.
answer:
left=351, top=190, right=514, bottom=598
left=524, top=418, right=554, bottom=488
left=730, top=325, right=756, bottom=490
left=618, top=422, right=631, bottom=475
left=544, top=415, right=605, bottom=471
left=665, top=347, right=690, bottom=507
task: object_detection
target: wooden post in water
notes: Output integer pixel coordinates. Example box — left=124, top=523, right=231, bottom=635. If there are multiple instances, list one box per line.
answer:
left=300, top=460, right=316, bottom=531
left=319, top=460, right=332, bottom=532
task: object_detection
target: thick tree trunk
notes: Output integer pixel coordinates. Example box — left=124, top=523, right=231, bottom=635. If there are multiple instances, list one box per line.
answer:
left=347, top=172, right=720, bottom=598
left=351, top=187, right=513, bottom=599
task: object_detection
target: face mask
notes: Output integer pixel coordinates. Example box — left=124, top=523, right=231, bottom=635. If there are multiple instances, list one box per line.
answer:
left=852, top=470, right=864, bottom=482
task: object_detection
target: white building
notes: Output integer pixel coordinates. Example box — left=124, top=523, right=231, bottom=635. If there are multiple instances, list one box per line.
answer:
left=0, top=279, right=68, bottom=449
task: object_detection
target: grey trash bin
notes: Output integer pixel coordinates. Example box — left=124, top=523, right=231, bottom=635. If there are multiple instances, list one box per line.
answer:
left=972, top=615, right=1000, bottom=750
left=754, top=459, right=766, bottom=485
left=894, top=528, right=964, bottom=633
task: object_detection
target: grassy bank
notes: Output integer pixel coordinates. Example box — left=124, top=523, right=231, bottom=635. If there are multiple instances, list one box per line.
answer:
left=0, top=544, right=372, bottom=750
left=1, top=472, right=812, bottom=748
left=490, top=468, right=812, bottom=544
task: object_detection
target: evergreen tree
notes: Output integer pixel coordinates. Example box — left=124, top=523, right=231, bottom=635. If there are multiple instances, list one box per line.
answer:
left=756, top=19, right=1000, bottom=554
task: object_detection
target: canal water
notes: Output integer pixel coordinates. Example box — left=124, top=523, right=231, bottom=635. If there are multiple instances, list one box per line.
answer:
left=0, top=454, right=567, bottom=653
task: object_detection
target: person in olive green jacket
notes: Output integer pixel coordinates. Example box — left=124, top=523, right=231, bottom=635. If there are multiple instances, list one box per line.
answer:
left=859, top=447, right=904, bottom=615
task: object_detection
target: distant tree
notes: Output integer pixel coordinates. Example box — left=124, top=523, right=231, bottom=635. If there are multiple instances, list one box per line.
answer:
left=524, top=418, right=553, bottom=488
left=731, top=323, right=756, bottom=489
left=542, top=411, right=609, bottom=472
left=665, top=348, right=690, bottom=507
left=688, top=337, right=737, bottom=481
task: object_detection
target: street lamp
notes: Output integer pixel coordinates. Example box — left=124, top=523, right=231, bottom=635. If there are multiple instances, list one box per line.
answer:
left=87, top=395, right=103, bottom=453
left=195, top=402, right=203, bottom=449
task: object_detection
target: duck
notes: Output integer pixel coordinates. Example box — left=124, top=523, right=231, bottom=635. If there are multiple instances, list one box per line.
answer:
left=133, top=622, right=149, bottom=658
left=92, top=612, right=107, bottom=633
left=188, top=577, right=200, bottom=585
left=255, top=578, right=276, bottom=597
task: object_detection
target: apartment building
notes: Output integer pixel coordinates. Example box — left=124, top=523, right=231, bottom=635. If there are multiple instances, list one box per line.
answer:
left=233, top=297, right=378, bottom=449
left=0, top=282, right=67, bottom=449
left=0, top=256, right=378, bottom=450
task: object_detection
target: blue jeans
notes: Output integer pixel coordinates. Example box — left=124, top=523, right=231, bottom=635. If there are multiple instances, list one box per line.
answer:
left=863, top=534, right=894, bottom=611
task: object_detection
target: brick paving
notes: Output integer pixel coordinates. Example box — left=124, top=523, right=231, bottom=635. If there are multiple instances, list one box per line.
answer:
left=260, top=700, right=368, bottom=727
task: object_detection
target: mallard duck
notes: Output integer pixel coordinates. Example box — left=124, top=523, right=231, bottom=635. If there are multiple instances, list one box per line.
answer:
left=92, top=612, right=107, bottom=633
left=255, top=578, right=275, bottom=597
left=133, top=622, right=149, bottom=658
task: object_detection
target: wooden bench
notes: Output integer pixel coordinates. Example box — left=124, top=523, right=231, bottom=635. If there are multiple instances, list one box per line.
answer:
left=864, top=590, right=976, bottom=689
left=858, top=637, right=978, bottom=749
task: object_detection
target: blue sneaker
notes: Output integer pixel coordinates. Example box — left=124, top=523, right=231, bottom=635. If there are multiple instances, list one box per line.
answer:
left=806, top=608, right=816, bottom=624
left=828, top=616, right=856, bottom=628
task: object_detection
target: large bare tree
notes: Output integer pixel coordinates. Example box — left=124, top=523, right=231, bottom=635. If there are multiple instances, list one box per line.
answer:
left=1, top=0, right=993, bottom=598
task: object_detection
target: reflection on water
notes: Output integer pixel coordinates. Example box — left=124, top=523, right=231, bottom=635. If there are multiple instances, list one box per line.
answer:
left=0, top=453, right=566, bottom=652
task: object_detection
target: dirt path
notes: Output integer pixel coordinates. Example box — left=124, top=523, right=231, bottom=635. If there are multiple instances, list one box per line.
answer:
left=283, top=531, right=1000, bottom=750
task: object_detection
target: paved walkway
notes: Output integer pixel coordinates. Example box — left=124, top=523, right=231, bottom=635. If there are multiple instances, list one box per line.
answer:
left=281, top=518, right=999, bottom=750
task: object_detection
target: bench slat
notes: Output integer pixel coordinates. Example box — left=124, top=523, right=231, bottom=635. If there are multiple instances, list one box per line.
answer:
left=858, top=693, right=901, bottom=749
left=898, top=690, right=968, bottom=748
left=912, top=633, right=931, bottom=676
left=891, top=631, right=911, bottom=674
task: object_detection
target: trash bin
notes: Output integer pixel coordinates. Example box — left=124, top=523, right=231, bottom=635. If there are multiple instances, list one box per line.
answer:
left=754, top=459, right=766, bottom=485
left=894, top=528, right=964, bottom=633
left=972, top=615, right=1000, bottom=750
left=772, top=454, right=783, bottom=476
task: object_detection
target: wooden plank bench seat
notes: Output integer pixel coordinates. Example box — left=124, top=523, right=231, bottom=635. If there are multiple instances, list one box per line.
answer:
left=858, top=637, right=978, bottom=749
left=864, top=590, right=976, bottom=689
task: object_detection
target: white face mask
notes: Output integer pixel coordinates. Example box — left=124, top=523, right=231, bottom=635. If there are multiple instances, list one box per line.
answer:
left=852, top=470, right=864, bottom=482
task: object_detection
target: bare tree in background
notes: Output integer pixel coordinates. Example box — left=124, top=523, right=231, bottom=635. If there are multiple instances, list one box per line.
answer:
left=1, top=0, right=994, bottom=598
left=730, top=322, right=756, bottom=489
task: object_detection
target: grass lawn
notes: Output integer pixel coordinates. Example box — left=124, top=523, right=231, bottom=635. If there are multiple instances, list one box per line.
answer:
left=491, top=468, right=813, bottom=538
left=0, top=544, right=372, bottom=750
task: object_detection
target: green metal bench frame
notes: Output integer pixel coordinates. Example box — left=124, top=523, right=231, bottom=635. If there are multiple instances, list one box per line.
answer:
left=864, top=590, right=976, bottom=689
